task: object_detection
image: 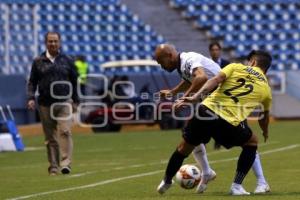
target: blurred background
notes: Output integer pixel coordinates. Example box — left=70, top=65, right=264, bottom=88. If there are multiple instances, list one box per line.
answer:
left=0, top=0, right=299, bottom=127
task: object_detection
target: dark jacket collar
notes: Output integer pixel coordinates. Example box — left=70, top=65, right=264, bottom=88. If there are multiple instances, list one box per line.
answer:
left=40, top=51, right=63, bottom=61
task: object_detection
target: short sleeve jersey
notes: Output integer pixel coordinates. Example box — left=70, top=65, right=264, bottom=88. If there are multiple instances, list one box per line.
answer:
left=178, top=52, right=221, bottom=82
left=202, top=63, right=272, bottom=126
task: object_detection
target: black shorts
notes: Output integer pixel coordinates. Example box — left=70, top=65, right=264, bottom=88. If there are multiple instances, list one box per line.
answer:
left=182, top=105, right=252, bottom=149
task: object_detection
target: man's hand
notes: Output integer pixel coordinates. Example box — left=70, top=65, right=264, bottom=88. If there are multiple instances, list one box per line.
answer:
left=258, top=111, right=270, bottom=143
left=173, top=96, right=198, bottom=110
left=159, top=90, right=173, bottom=99
left=180, top=96, right=198, bottom=104
left=173, top=99, right=185, bottom=110
left=27, top=100, right=35, bottom=110
left=262, top=131, right=269, bottom=143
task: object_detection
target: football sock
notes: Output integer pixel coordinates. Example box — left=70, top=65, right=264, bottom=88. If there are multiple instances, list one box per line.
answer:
left=192, top=144, right=211, bottom=175
left=164, top=149, right=187, bottom=184
left=252, top=152, right=267, bottom=185
left=234, top=145, right=257, bottom=184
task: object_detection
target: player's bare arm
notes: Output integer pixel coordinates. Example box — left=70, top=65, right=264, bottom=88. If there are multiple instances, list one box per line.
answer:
left=193, top=72, right=226, bottom=100
left=258, top=111, right=270, bottom=142
left=175, top=72, right=226, bottom=109
left=182, top=67, right=208, bottom=98
left=171, top=80, right=191, bottom=96
left=159, top=80, right=190, bottom=98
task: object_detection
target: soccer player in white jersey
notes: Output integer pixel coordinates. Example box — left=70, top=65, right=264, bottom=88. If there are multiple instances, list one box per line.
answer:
left=154, top=44, right=270, bottom=194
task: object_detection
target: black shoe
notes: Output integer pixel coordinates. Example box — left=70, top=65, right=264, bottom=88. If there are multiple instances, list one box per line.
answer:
left=61, top=166, right=71, bottom=174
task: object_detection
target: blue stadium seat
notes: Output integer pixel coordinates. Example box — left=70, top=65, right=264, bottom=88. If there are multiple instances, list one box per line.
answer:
left=0, top=0, right=165, bottom=74
left=171, top=0, right=300, bottom=70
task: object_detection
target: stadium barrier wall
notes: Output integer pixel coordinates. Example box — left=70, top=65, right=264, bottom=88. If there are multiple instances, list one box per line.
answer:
left=0, top=75, right=35, bottom=124
left=286, top=71, right=300, bottom=101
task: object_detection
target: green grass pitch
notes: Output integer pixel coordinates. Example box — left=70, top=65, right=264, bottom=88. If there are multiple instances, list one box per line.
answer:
left=0, top=121, right=300, bottom=200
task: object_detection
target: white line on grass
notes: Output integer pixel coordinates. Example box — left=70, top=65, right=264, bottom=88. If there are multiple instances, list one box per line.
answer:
left=68, top=171, right=97, bottom=178
left=209, top=144, right=300, bottom=164
left=100, top=141, right=282, bottom=172
left=206, top=141, right=279, bottom=156
left=1, top=141, right=279, bottom=170
left=6, top=144, right=299, bottom=200
left=6, top=171, right=164, bottom=200
left=53, top=142, right=291, bottom=180
left=259, top=144, right=299, bottom=155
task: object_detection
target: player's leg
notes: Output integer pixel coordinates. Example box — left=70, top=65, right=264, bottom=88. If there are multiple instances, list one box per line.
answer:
left=252, top=152, right=271, bottom=193
left=157, top=139, right=194, bottom=194
left=157, top=114, right=206, bottom=194
left=191, top=105, right=218, bottom=193
left=192, top=144, right=211, bottom=175
left=243, top=120, right=270, bottom=193
left=212, top=119, right=256, bottom=195
left=231, top=132, right=258, bottom=195
left=193, top=144, right=216, bottom=193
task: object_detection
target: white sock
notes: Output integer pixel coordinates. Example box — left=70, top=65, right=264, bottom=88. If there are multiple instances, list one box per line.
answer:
left=232, top=182, right=242, bottom=188
left=252, top=152, right=267, bottom=185
left=192, top=143, right=211, bottom=175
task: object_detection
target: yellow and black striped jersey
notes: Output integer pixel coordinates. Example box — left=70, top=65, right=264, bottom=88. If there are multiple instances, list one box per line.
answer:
left=203, top=63, right=272, bottom=126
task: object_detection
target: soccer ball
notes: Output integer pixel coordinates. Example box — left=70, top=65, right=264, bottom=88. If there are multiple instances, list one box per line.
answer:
left=175, top=164, right=201, bottom=189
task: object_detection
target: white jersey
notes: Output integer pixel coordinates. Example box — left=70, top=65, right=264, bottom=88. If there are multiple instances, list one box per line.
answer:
left=178, top=52, right=221, bottom=83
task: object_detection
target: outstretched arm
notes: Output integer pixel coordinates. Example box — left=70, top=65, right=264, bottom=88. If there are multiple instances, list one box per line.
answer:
left=174, top=72, right=226, bottom=109
left=182, top=68, right=208, bottom=98
left=160, top=80, right=190, bottom=99
left=171, top=80, right=191, bottom=95
left=189, top=72, right=226, bottom=101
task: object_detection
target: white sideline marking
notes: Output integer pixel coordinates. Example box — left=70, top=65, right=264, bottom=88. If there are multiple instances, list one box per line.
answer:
left=209, top=144, right=300, bottom=164
left=260, top=144, right=299, bottom=155
left=206, top=141, right=279, bottom=156
left=1, top=141, right=279, bottom=170
left=6, top=144, right=299, bottom=200
left=6, top=171, right=163, bottom=200
left=101, top=141, right=282, bottom=172
left=68, top=171, right=97, bottom=178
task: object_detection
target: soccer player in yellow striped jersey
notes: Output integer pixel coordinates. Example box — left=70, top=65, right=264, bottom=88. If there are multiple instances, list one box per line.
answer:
left=159, top=50, right=272, bottom=196
left=203, top=62, right=272, bottom=126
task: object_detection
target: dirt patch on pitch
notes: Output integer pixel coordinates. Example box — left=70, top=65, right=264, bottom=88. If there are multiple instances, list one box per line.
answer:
left=18, top=123, right=160, bottom=136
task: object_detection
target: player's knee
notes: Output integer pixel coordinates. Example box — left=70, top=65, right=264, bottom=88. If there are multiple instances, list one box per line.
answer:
left=177, top=140, right=195, bottom=156
left=244, top=133, right=258, bottom=146
left=193, top=145, right=204, bottom=154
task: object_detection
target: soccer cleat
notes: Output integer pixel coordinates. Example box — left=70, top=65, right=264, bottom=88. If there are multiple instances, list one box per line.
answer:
left=157, top=179, right=174, bottom=194
left=196, top=169, right=217, bottom=193
left=61, top=166, right=71, bottom=174
left=230, top=183, right=250, bottom=195
left=254, top=184, right=271, bottom=194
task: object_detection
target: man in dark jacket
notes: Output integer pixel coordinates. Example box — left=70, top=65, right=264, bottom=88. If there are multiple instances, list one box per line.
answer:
left=27, top=31, right=79, bottom=175
left=209, top=41, right=230, bottom=68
